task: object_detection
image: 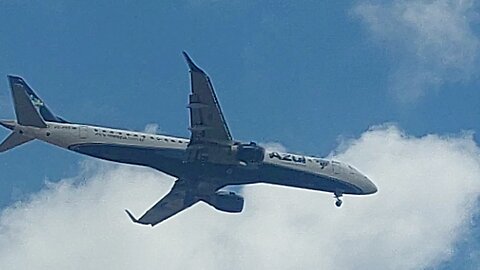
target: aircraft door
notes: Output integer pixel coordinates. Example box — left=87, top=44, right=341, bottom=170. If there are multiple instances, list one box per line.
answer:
left=331, top=160, right=338, bottom=174
left=318, top=159, right=333, bottom=174
left=331, top=160, right=346, bottom=176
left=79, top=126, right=88, bottom=139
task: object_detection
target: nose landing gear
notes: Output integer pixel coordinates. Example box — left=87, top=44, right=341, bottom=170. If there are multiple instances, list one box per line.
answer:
left=334, top=192, right=343, bottom=207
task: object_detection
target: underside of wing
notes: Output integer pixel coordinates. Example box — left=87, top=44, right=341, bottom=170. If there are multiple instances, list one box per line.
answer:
left=182, top=52, right=239, bottom=164
left=183, top=52, right=232, bottom=145
left=125, top=180, right=200, bottom=226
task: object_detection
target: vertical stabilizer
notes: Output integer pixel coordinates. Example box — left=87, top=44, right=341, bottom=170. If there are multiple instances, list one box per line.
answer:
left=8, top=75, right=47, bottom=128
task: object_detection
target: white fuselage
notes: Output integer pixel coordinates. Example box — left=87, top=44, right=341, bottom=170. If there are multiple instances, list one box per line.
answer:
left=2, top=119, right=377, bottom=196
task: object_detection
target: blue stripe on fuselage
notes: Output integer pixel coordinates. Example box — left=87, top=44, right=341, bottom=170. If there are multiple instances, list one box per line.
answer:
left=68, top=143, right=186, bottom=177
left=256, top=163, right=363, bottom=195
left=67, top=143, right=362, bottom=195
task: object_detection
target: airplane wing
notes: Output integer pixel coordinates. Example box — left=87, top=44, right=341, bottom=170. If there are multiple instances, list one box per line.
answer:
left=125, top=179, right=200, bottom=226
left=182, top=52, right=236, bottom=164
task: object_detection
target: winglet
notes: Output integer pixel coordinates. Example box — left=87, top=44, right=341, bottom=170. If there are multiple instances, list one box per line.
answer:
left=125, top=209, right=140, bottom=223
left=125, top=209, right=152, bottom=226
left=182, top=51, right=204, bottom=73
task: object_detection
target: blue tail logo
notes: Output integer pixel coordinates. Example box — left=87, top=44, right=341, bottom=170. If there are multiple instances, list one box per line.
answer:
left=29, top=94, right=44, bottom=108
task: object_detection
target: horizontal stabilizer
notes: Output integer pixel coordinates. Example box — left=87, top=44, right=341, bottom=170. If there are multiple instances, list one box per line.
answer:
left=0, top=132, right=33, bottom=152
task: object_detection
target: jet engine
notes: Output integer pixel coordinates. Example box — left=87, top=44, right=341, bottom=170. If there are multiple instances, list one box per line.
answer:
left=235, top=142, right=265, bottom=164
left=203, top=191, right=244, bottom=213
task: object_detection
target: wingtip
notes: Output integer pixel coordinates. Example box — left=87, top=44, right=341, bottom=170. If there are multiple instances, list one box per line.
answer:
left=124, top=209, right=139, bottom=223
left=125, top=209, right=155, bottom=226
left=182, top=51, right=203, bottom=73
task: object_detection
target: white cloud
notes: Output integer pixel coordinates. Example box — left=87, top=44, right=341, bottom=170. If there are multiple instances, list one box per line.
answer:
left=1, top=125, right=480, bottom=269
left=259, top=141, right=287, bottom=152
left=143, top=123, right=160, bottom=134
left=353, top=0, right=479, bottom=102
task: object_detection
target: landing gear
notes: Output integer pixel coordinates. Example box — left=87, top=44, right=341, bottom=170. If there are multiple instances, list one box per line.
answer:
left=335, top=199, right=343, bottom=207
left=334, top=192, right=343, bottom=207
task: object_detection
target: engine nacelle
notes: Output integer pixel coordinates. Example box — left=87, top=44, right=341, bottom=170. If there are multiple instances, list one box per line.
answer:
left=235, top=142, right=265, bottom=164
left=203, top=191, right=244, bottom=213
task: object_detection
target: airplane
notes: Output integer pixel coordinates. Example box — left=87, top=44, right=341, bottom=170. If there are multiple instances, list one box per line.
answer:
left=0, top=52, right=377, bottom=226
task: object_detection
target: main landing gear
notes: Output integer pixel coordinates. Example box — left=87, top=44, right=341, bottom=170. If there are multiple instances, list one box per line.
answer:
left=334, top=192, right=343, bottom=207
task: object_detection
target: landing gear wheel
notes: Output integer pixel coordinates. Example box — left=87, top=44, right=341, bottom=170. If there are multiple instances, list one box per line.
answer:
left=334, top=192, right=343, bottom=208
left=335, top=199, right=343, bottom=207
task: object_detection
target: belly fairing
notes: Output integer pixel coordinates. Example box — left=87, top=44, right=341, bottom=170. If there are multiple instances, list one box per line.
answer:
left=68, top=143, right=186, bottom=177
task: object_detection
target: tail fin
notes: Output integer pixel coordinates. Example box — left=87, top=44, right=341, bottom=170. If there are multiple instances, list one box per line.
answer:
left=7, top=75, right=68, bottom=125
left=8, top=75, right=47, bottom=128
left=0, top=132, right=33, bottom=152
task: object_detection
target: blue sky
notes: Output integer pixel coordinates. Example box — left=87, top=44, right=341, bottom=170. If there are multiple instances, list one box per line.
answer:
left=0, top=1, right=479, bottom=269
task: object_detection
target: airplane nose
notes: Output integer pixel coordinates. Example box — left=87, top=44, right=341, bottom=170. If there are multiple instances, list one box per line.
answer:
left=362, top=176, right=377, bottom=195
